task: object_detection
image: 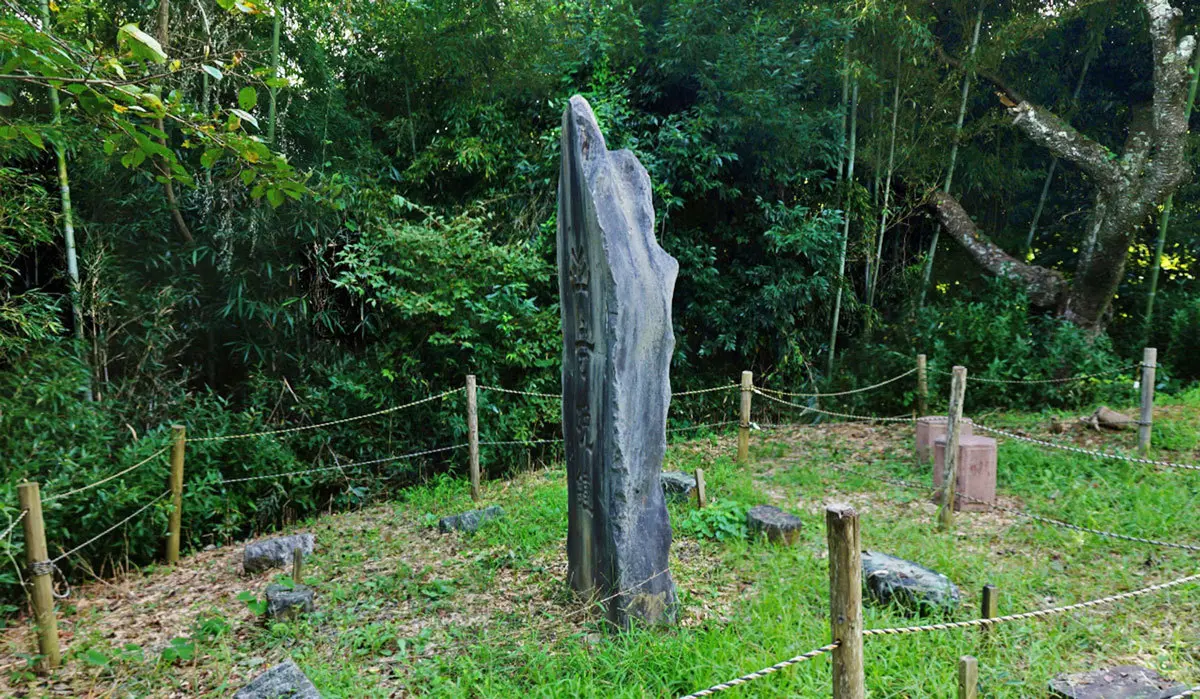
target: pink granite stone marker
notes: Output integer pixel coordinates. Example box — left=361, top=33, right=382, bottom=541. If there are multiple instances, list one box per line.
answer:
left=916, top=416, right=974, bottom=463
left=932, top=434, right=996, bottom=511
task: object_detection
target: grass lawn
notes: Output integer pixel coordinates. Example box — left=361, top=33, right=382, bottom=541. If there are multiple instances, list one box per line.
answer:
left=1, top=388, right=1198, bottom=697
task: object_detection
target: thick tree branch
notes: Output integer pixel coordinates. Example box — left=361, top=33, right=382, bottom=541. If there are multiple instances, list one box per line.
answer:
left=929, top=191, right=1065, bottom=307
left=1008, top=103, right=1121, bottom=189
left=1142, top=0, right=1195, bottom=205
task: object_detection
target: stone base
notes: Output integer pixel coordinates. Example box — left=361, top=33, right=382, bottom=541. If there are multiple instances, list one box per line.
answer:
left=932, top=435, right=997, bottom=511
left=266, top=584, right=314, bottom=620
left=661, top=471, right=697, bottom=503
left=244, top=534, right=315, bottom=575
left=916, top=416, right=974, bottom=463
left=438, top=505, right=504, bottom=534
left=233, top=659, right=321, bottom=698
left=862, top=551, right=961, bottom=616
left=1048, top=665, right=1187, bottom=699
left=746, top=505, right=803, bottom=545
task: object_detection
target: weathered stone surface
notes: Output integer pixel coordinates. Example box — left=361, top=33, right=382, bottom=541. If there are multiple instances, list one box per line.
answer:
left=661, top=471, right=697, bottom=503
left=746, top=505, right=803, bottom=545
left=862, top=551, right=961, bottom=616
left=265, top=584, right=314, bottom=620
left=438, top=505, right=504, bottom=534
left=932, top=434, right=997, bottom=511
left=1048, top=665, right=1187, bottom=699
left=244, top=534, right=314, bottom=575
left=233, top=659, right=321, bottom=699
left=558, top=95, right=678, bottom=629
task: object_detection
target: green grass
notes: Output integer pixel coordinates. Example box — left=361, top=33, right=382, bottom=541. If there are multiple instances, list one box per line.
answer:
left=2, top=399, right=1198, bottom=697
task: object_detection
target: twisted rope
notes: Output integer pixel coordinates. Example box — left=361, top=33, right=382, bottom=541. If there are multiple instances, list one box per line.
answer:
left=43, top=446, right=171, bottom=505
left=941, top=364, right=1137, bottom=385
left=188, top=388, right=464, bottom=442
left=672, top=384, right=739, bottom=397
left=218, top=444, right=466, bottom=484
left=477, top=438, right=563, bottom=447
left=677, top=641, right=842, bottom=698
left=757, top=368, right=917, bottom=399
left=863, top=570, right=1200, bottom=636
left=0, top=509, right=27, bottom=543
left=753, top=389, right=915, bottom=423
left=51, top=490, right=171, bottom=564
left=477, top=385, right=561, bottom=399
left=975, top=423, right=1200, bottom=472
left=667, top=421, right=739, bottom=433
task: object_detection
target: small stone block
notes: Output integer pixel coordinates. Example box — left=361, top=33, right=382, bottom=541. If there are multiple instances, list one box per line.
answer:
left=746, top=505, right=803, bottom=545
left=862, top=551, right=961, bottom=616
left=265, top=584, right=315, bottom=620
left=1048, top=665, right=1187, bottom=699
left=233, top=659, right=322, bottom=699
left=932, top=435, right=997, bottom=511
left=916, top=416, right=974, bottom=463
left=244, top=534, right=315, bottom=574
left=661, top=471, right=697, bottom=503
left=438, top=505, right=504, bottom=534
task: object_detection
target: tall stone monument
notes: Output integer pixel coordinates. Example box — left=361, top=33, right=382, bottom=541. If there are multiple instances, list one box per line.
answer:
left=557, top=95, right=678, bottom=628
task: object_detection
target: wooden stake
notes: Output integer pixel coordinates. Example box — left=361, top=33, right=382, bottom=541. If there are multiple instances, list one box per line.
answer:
left=737, top=371, right=753, bottom=464
left=939, top=366, right=967, bottom=530
left=1139, top=348, right=1156, bottom=455
left=917, top=354, right=928, bottom=416
left=694, top=468, right=707, bottom=508
left=826, top=503, right=864, bottom=699
left=292, top=547, right=304, bottom=584
left=958, top=655, right=978, bottom=699
left=17, top=482, right=60, bottom=670
left=166, top=425, right=186, bottom=565
left=981, top=583, right=998, bottom=642
left=467, top=375, right=480, bottom=501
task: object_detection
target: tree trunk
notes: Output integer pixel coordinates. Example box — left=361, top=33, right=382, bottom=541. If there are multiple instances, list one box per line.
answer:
left=1143, top=34, right=1200, bottom=336
left=268, top=7, right=282, bottom=147
left=920, top=2, right=984, bottom=309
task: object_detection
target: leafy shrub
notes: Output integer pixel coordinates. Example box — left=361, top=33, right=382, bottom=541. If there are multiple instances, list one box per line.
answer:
left=1167, top=298, right=1200, bottom=384
left=675, top=499, right=749, bottom=541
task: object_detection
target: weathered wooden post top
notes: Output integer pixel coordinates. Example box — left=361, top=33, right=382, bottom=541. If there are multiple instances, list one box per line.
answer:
left=557, top=95, right=678, bottom=628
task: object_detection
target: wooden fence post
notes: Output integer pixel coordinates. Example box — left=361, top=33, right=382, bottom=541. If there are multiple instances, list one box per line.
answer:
left=694, top=468, right=707, bottom=508
left=938, top=366, right=968, bottom=531
left=166, top=425, right=186, bottom=565
left=292, top=547, right=304, bottom=583
left=827, top=503, right=864, bottom=699
left=17, top=482, right=60, bottom=670
left=467, top=374, right=480, bottom=501
left=958, top=656, right=978, bottom=699
left=917, top=354, right=928, bottom=416
left=981, top=583, right=998, bottom=641
left=1139, top=348, right=1156, bottom=455
left=737, top=371, right=753, bottom=464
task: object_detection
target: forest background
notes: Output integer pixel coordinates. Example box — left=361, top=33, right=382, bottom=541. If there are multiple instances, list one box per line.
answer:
left=1, top=0, right=1197, bottom=608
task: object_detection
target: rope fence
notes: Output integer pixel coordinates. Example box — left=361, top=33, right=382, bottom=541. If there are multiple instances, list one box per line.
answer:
left=938, top=363, right=1138, bottom=384
left=6, top=347, right=1184, bottom=686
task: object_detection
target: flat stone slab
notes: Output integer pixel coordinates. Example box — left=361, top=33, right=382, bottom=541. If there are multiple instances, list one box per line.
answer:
left=1049, top=666, right=1188, bottom=699
left=661, top=471, right=697, bottom=502
left=233, top=659, right=321, bottom=698
left=438, top=505, right=504, bottom=534
left=746, top=505, right=803, bottom=545
left=244, top=534, right=315, bottom=575
left=266, top=584, right=314, bottom=620
left=862, top=551, right=961, bottom=616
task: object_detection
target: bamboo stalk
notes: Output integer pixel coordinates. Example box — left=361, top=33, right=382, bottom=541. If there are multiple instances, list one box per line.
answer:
left=829, top=78, right=858, bottom=377
left=869, top=45, right=902, bottom=311
left=920, top=3, right=984, bottom=309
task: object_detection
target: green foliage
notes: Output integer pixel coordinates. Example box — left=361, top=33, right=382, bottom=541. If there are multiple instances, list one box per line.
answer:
left=1166, top=297, right=1200, bottom=383
left=158, top=637, right=195, bottom=664
left=675, top=499, right=749, bottom=541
